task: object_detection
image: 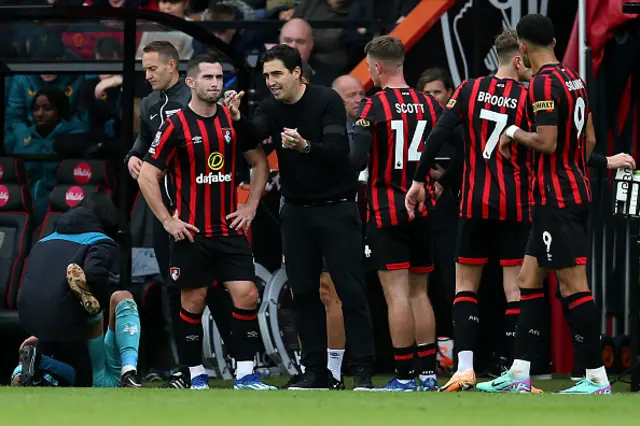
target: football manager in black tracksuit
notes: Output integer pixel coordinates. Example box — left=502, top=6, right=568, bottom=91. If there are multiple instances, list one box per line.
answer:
left=123, top=41, right=234, bottom=356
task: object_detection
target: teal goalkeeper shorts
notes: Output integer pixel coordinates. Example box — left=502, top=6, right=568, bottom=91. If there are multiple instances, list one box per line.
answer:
left=87, top=329, right=121, bottom=388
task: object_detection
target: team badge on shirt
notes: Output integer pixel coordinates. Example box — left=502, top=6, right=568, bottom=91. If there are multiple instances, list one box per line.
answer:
left=222, top=129, right=232, bottom=144
left=170, top=267, right=180, bottom=281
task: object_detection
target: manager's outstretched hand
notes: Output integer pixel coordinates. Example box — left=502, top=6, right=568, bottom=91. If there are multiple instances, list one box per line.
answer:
left=224, top=90, right=245, bottom=121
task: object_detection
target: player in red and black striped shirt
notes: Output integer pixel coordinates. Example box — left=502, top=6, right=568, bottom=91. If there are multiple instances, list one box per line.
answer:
left=349, top=36, right=439, bottom=392
left=407, top=29, right=534, bottom=392
left=138, top=54, right=275, bottom=391
left=478, top=14, right=612, bottom=395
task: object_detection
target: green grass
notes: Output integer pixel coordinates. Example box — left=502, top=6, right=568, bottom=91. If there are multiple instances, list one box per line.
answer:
left=0, top=377, right=636, bottom=425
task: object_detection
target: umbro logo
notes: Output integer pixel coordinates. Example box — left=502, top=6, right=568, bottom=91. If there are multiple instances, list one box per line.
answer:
left=192, top=136, right=202, bottom=144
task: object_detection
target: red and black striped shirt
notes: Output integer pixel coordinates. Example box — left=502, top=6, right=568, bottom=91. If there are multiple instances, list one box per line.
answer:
left=528, top=63, right=591, bottom=208
left=446, top=76, right=532, bottom=221
left=356, top=87, right=442, bottom=228
left=144, top=106, right=259, bottom=237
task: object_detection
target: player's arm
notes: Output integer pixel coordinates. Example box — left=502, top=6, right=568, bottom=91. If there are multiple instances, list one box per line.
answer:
left=349, top=97, right=375, bottom=170
left=139, top=120, right=199, bottom=241
left=585, top=112, right=596, bottom=161
left=504, top=76, right=558, bottom=154
left=437, top=125, right=465, bottom=188
left=414, top=84, right=466, bottom=183
left=83, top=239, right=118, bottom=306
left=304, top=90, right=350, bottom=162
left=413, top=109, right=462, bottom=182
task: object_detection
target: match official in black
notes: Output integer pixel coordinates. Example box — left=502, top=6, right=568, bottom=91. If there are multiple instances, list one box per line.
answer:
left=225, top=45, right=375, bottom=390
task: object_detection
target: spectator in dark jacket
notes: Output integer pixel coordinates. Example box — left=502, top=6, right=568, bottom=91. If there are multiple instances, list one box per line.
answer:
left=18, top=192, right=119, bottom=387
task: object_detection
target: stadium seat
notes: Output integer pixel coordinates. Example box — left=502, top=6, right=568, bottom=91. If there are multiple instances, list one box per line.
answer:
left=55, top=159, right=116, bottom=191
left=33, top=184, right=107, bottom=244
left=0, top=183, right=33, bottom=310
left=0, top=157, right=28, bottom=185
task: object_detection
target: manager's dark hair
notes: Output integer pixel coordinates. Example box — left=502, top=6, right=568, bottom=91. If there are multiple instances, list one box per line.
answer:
left=31, top=88, right=71, bottom=121
left=262, top=44, right=303, bottom=74
left=516, top=14, right=555, bottom=47
left=79, top=191, right=118, bottom=238
left=142, top=40, right=180, bottom=64
left=416, top=68, right=454, bottom=93
left=187, top=53, right=223, bottom=77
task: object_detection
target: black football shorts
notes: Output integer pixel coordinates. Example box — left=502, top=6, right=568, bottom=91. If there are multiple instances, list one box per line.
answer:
left=525, top=204, right=589, bottom=270
left=456, top=218, right=530, bottom=266
left=168, top=235, right=255, bottom=288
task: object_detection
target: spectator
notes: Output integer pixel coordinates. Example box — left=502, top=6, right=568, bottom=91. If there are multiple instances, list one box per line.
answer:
left=136, top=0, right=195, bottom=60
left=5, top=89, right=88, bottom=223
left=293, top=0, right=361, bottom=74
left=204, top=0, right=256, bottom=20
left=279, top=18, right=340, bottom=86
left=268, top=0, right=297, bottom=20
left=77, top=37, right=124, bottom=160
left=192, top=4, right=237, bottom=55
left=4, top=30, right=87, bottom=149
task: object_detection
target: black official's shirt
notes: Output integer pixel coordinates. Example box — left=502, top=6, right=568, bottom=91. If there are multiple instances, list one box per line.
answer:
left=243, top=84, right=357, bottom=202
left=528, top=63, right=591, bottom=209
left=144, top=105, right=259, bottom=237
left=356, top=87, right=442, bottom=228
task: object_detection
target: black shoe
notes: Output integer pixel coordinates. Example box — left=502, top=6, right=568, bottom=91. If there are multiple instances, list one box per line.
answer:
left=120, top=370, right=143, bottom=388
left=352, top=366, right=374, bottom=391
left=19, top=345, right=39, bottom=387
left=286, top=370, right=328, bottom=390
left=162, top=371, right=190, bottom=389
left=328, top=370, right=345, bottom=390
left=279, top=373, right=303, bottom=390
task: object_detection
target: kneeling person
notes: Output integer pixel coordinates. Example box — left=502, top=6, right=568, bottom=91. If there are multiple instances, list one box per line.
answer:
left=17, top=192, right=142, bottom=387
left=16, top=267, right=141, bottom=388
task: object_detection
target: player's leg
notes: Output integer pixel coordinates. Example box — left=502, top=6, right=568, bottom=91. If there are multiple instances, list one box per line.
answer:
left=407, top=217, right=437, bottom=391
left=440, top=218, right=488, bottom=392
left=366, top=223, right=416, bottom=392
left=550, top=206, right=610, bottom=394
left=216, top=236, right=276, bottom=390
left=17, top=342, right=77, bottom=387
left=498, top=220, right=530, bottom=365
left=164, top=239, right=211, bottom=389
left=106, top=290, right=142, bottom=388
left=319, top=267, right=346, bottom=389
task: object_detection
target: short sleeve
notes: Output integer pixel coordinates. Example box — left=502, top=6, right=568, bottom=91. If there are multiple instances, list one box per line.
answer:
left=356, top=97, right=378, bottom=127
left=445, top=80, right=469, bottom=119
left=529, top=75, right=560, bottom=127
left=143, top=118, right=179, bottom=169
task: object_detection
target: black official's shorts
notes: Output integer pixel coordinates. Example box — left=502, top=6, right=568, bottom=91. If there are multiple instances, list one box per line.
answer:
left=456, top=218, right=530, bottom=266
left=169, top=235, right=255, bottom=288
left=525, top=204, right=589, bottom=270
left=365, top=217, right=434, bottom=273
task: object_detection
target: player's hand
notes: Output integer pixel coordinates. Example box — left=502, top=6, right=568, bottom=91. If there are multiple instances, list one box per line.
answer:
left=282, top=128, right=307, bottom=152
left=20, top=336, right=38, bottom=349
left=163, top=212, right=199, bottom=242
left=499, top=132, right=512, bottom=159
left=607, top=153, right=636, bottom=170
left=405, top=181, right=426, bottom=220
left=226, top=203, right=257, bottom=231
left=224, top=90, right=245, bottom=121
left=434, top=182, right=444, bottom=200
left=128, top=156, right=143, bottom=180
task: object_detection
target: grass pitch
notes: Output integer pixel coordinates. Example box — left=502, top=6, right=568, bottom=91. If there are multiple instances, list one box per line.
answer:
left=0, top=377, right=636, bottom=426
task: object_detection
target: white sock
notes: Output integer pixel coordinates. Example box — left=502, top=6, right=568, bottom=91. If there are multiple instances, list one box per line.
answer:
left=457, top=350, right=474, bottom=372
left=121, top=365, right=136, bottom=377
left=189, top=364, right=206, bottom=379
left=236, top=361, right=254, bottom=380
left=327, top=349, right=345, bottom=381
left=419, top=374, right=436, bottom=382
left=509, top=359, right=531, bottom=379
left=586, top=366, right=609, bottom=385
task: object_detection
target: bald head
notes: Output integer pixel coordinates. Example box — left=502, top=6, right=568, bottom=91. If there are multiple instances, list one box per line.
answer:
left=333, top=74, right=365, bottom=121
left=279, top=18, right=314, bottom=62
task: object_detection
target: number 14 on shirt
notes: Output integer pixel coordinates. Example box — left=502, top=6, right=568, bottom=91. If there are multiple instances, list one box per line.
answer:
left=391, top=119, right=427, bottom=169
